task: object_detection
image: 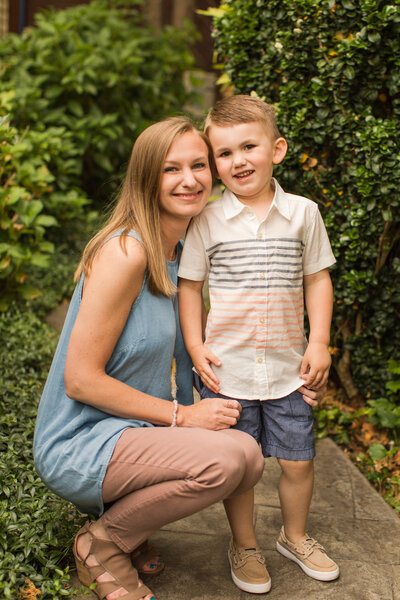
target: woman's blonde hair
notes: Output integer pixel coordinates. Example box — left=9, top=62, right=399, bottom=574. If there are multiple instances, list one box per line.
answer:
left=204, top=94, right=281, bottom=140
left=75, top=116, right=213, bottom=297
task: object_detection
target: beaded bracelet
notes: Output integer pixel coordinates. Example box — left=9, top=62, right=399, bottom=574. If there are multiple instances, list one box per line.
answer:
left=170, top=399, right=179, bottom=427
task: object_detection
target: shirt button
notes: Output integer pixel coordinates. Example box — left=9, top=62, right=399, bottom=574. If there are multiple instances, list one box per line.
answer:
left=257, top=358, right=263, bottom=364
left=259, top=317, right=265, bottom=324
left=259, top=273, right=265, bottom=279
left=257, top=233, right=263, bottom=239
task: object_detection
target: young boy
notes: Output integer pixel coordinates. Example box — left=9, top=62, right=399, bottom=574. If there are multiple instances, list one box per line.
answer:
left=178, top=95, right=339, bottom=593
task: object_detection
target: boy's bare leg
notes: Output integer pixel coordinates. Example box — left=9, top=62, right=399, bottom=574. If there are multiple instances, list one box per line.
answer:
left=224, top=488, right=271, bottom=593
left=277, top=458, right=314, bottom=542
left=223, top=488, right=258, bottom=547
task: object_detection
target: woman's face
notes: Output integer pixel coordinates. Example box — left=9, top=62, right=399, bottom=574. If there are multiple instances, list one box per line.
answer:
left=159, top=131, right=212, bottom=221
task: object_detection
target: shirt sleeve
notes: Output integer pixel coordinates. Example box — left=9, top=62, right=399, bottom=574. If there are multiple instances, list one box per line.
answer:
left=178, top=218, right=210, bottom=281
left=303, top=206, right=336, bottom=275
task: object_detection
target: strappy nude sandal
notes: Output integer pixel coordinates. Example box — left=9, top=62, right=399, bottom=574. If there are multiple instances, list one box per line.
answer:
left=73, top=521, right=155, bottom=600
left=131, top=540, right=164, bottom=576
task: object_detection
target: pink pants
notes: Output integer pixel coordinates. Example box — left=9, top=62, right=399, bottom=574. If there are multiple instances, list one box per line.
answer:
left=101, top=426, right=264, bottom=552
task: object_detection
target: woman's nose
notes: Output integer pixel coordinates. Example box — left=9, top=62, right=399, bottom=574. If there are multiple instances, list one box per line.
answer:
left=182, top=168, right=196, bottom=187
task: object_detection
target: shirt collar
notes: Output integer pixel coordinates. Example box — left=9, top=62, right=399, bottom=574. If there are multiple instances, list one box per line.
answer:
left=271, top=178, right=291, bottom=221
left=221, top=178, right=291, bottom=221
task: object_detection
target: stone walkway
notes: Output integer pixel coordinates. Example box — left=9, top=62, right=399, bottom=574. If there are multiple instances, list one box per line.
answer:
left=72, top=438, right=400, bottom=600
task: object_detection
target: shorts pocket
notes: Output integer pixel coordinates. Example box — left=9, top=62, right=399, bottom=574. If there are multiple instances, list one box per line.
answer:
left=193, top=372, right=211, bottom=399
left=287, top=390, right=313, bottom=421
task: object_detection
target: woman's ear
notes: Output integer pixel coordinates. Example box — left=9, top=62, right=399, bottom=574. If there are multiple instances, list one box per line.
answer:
left=272, top=137, right=288, bottom=165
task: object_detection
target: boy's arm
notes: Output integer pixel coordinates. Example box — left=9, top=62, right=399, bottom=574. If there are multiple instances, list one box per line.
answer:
left=301, top=268, right=333, bottom=390
left=178, top=277, right=221, bottom=393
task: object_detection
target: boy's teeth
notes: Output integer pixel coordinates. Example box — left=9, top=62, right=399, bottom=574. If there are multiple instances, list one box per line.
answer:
left=236, top=170, right=253, bottom=177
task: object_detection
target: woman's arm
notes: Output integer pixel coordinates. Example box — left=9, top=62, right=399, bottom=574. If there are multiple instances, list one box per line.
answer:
left=65, top=237, right=239, bottom=429
left=65, top=236, right=172, bottom=424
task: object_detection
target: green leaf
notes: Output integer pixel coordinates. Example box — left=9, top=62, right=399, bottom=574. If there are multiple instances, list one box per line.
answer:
left=18, top=284, right=43, bottom=300
left=368, top=444, right=387, bottom=461
left=30, top=254, right=51, bottom=268
left=388, top=360, right=400, bottom=375
left=386, top=380, right=400, bottom=394
left=35, top=215, right=58, bottom=227
left=4, top=187, right=30, bottom=206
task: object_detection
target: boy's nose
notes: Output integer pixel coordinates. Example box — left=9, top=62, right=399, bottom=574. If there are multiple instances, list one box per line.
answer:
left=233, top=152, right=246, bottom=167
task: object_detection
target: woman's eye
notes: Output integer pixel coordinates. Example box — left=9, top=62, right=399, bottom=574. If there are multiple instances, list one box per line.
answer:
left=193, top=162, right=206, bottom=169
left=164, top=166, right=178, bottom=173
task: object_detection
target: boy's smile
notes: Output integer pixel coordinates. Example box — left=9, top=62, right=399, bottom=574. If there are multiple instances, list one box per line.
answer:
left=208, top=122, right=287, bottom=210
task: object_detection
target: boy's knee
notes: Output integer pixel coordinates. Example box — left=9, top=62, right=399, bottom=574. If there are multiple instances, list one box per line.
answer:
left=279, top=458, right=314, bottom=479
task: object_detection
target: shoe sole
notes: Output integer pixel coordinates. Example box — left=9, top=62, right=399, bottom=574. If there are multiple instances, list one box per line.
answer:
left=228, top=551, right=272, bottom=594
left=276, top=541, right=340, bottom=582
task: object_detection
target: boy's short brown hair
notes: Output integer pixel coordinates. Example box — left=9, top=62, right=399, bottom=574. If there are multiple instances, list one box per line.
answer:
left=204, top=94, right=281, bottom=139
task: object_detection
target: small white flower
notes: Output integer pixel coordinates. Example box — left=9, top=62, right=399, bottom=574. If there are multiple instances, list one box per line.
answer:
left=275, top=41, right=283, bottom=51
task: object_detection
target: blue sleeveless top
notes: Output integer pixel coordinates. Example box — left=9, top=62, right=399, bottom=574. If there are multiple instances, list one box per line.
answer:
left=33, top=231, right=193, bottom=516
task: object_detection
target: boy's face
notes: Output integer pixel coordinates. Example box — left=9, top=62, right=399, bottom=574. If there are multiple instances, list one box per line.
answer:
left=208, top=121, right=286, bottom=204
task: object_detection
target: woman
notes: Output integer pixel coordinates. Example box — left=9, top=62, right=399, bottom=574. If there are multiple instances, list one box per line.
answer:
left=33, top=117, right=265, bottom=600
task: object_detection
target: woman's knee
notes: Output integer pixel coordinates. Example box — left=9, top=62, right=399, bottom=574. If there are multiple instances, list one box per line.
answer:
left=218, top=429, right=264, bottom=489
left=209, top=434, right=248, bottom=491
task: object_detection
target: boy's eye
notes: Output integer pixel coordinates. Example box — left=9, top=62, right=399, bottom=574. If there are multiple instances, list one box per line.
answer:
left=219, top=151, right=231, bottom=157
left=244, top=144, right=255, bottom=150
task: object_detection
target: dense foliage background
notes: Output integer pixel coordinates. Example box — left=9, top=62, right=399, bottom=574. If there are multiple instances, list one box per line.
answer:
left=1, top=0, right=399, bottom=597
left=0, top=0, right=199, bottom=309
left=209, top=0, right=400, bottom=406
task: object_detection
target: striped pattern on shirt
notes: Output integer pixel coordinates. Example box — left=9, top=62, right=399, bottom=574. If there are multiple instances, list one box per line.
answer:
left=206, top=237, right=305, bottom=352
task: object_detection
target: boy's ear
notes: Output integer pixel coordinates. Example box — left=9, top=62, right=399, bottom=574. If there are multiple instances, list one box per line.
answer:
left=272, top=137, right=287, bottom=165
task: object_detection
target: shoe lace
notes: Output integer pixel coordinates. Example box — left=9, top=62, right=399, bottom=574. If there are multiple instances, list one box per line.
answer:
left=294, top=537, right=325, bottom=559
left=232, top=546, right=266, bottom=567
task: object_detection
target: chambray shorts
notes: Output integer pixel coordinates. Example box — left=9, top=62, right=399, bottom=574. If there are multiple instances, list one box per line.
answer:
left=194, top=373, right=315, bottom=461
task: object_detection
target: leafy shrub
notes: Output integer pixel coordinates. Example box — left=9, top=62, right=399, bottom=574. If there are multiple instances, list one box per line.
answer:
left=314, top=388, right=400, bottom=514
left=367, top=360, right=400, bottom=439
left=0, top=305, right=83, bottom=598
left=209, top=0, right=400, bottom=399
left=0, top=0, right=200, bottom=202
left=0, top=94, right=88, bottom=310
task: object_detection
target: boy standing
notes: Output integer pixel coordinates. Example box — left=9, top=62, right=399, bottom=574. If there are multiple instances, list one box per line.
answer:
left=178, top=95, right=339, bottom=593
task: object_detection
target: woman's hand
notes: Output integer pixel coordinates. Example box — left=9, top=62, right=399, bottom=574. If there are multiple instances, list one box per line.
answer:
left=177, top=397, right=241, bottom=430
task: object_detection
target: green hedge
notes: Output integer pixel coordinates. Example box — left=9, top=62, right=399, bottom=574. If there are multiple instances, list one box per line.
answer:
left=0, top=0, right=199, bottom=202
left=209, top=0, right=400, bottom=400
left=0, top=0, right=200, bottom=308
left=0, top=96, right=88, bottom=310
left=0, top=303, right=83, bottom=599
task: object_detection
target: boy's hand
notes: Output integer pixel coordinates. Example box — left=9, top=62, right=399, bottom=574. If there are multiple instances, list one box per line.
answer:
left=298, top=382, right=327, bottom=407
left=299, top=342, right=331, bottom=390
left=190, top=343, right=221, bottom=394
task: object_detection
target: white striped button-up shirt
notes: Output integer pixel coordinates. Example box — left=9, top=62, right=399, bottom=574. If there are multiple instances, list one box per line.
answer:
left=178, top=179, right=336, bottom=400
